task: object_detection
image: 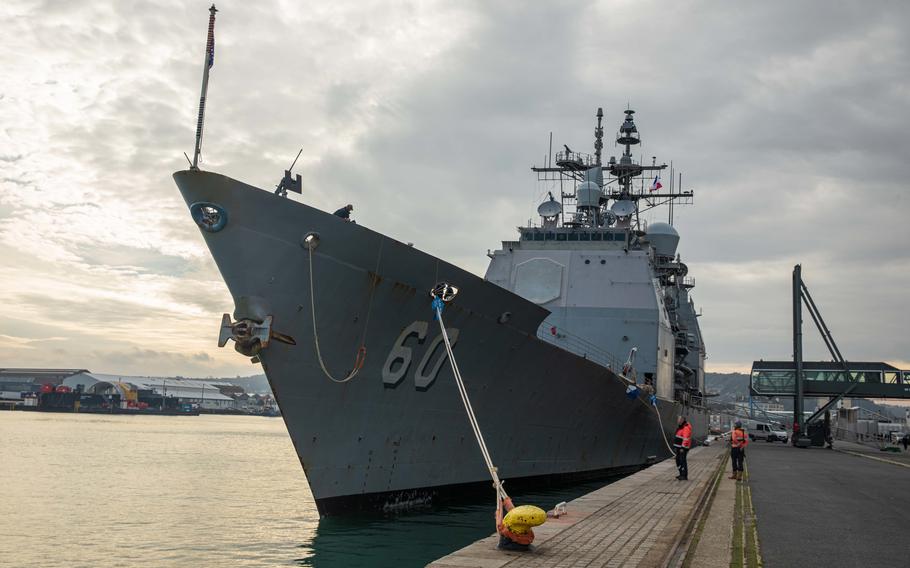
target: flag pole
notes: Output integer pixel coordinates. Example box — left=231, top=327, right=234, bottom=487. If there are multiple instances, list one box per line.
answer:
left=192, top=4, right=218, bottom=170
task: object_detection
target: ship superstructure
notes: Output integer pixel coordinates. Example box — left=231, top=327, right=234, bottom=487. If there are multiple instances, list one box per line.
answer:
left=486, top=109, right=705, bottom=408
left=174, top=108, right=708, bottom=515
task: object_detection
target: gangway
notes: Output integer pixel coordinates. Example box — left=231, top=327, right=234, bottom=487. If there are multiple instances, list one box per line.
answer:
left=750, top=265, right=909, bottom=446
left=750, top=361, right=910, bottom=399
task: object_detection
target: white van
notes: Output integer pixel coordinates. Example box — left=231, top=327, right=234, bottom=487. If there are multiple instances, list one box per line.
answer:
left=747, top=421, right=788, bottom=443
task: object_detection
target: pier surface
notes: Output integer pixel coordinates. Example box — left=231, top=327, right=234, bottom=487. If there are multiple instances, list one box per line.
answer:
left=748, top=442, right=909, bottom=568
left=428, top=439, right=910, bottom=567
left=428, top=444, right=726, bottom=568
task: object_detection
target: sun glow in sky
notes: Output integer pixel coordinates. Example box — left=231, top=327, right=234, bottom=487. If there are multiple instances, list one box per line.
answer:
left=1, top=1, right=908, bottom=377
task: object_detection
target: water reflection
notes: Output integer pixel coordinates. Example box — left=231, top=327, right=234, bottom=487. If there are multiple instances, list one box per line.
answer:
left=299, top=480, right=612, bottom=567
left=2, top=412, right=625, bottom=568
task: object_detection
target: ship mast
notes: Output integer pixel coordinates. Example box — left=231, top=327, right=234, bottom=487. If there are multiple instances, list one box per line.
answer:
left=530, top=107, right=693, bottom=231
left=594, top=107, right=604, bottom=166
left=191, top=5, right=218, bottom=170
left=615, top=109, right=640, bottom=200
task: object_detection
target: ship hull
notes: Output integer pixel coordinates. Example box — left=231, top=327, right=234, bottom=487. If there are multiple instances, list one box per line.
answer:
left=174, top=170, right=707, bottom=515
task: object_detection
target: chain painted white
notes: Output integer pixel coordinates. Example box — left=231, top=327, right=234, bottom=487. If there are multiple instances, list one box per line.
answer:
left=307, top=247, right=362, bottom=383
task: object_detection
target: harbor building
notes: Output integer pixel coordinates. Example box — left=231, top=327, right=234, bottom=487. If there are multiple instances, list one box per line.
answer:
left=60, top=374, right=235, bottom=409
left=1, top=368, right=276, bottom=413
left=0, top=368, right=91, bottom=393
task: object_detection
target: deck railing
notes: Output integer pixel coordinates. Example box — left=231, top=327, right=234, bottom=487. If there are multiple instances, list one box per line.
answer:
left=537, top=325, right=627, bottom=376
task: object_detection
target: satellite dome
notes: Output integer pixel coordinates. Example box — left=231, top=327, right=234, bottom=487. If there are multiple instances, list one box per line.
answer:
left=646, top=222, right=680, bottom=257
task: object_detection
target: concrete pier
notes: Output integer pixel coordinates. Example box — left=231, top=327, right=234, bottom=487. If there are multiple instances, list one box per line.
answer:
left=428, top=444, right=726, bottom=568
left=429, top=439, right=910, bottom=567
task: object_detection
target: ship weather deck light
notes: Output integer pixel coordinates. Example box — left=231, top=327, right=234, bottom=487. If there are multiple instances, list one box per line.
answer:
left=302, top=231, right=320, bottom=250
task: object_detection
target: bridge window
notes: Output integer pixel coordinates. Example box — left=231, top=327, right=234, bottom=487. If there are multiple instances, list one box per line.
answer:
left=591, top=233, right=602, bottom=241
left=556, top=233, right=567, bottom=241
left=753, top=364, right=909, bottom=397
left=802, top=370, right=882, bottom=382
left=568, top=233, right=579, bottom=241
left=545, top=232, right=555, bottom=241
left=850, top=371, right=881, bottom=383
left=751, top=370, right=796, bottom=394
left=533, top=232, right=544, bottom=241
left=579, top=232, right=590, bottom=241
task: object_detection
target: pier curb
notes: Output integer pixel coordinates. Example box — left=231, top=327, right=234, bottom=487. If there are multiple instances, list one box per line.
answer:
left=668, top=452, right=728, bottom=567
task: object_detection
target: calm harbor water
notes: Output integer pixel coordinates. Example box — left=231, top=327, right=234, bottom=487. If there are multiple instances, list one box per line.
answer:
left=0, top=412, right=612, bottom=567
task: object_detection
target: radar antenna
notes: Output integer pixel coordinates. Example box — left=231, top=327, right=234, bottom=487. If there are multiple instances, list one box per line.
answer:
left=537, top=191, right=562, bottom=228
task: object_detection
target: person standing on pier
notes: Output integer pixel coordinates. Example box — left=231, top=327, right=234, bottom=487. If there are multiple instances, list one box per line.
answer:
left=729, top=421, right=749, bottom=480
left=674, top=416, right=692, bottom=480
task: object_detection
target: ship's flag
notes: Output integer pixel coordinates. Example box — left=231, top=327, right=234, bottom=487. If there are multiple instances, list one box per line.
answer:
left=206, top=8, right=216, bottom=68
left=650, top=175, right=662, bottom=192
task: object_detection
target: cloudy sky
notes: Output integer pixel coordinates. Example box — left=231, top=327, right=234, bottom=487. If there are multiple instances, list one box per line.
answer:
left=1, top=0, right=908, bottom=378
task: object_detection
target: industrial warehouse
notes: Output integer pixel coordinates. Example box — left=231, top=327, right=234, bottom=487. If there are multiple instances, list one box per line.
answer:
left=0, top=368, right=277, bottom=416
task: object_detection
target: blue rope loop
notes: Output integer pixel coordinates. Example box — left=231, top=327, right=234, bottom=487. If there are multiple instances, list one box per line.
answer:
left=431, top=296, right=445, bottom=320
left=649, top=393, right=657, bottom=406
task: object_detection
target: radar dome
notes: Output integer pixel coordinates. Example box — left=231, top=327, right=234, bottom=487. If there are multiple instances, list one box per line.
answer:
left=646, top=222, right=680, bottom=257
left=576, top=181, right=603, bottom=208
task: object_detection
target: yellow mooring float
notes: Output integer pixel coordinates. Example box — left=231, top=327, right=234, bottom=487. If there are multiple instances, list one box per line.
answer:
left=496, top=498, right=547, bottom=550
left=502, top=505, right=548, bottom=534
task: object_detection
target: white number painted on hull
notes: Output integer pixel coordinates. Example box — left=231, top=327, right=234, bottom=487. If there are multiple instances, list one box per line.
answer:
left=381, top=321, right=427, bottom=387
left=382, top=320, right=458, bottom=390
left=415, top=328, right=459, bottom=390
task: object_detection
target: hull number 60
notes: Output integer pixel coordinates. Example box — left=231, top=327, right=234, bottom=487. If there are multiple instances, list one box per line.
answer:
left=381, top=321, right=459, bottom=390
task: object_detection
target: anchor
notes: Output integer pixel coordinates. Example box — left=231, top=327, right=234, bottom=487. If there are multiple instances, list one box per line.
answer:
left=218, top=314, right=296, bottom=358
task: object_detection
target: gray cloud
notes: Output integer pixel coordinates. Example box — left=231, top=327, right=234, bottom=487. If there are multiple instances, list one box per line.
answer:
left=1, top=0, right=908, bottom=376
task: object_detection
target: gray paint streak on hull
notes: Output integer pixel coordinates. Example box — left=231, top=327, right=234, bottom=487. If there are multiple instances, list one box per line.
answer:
left=173, top=170, right=706, bottom=510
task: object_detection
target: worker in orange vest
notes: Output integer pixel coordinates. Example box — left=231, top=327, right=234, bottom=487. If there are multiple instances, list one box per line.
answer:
left=729, top=421, right=749, bottom=480
left=673, top=416, right=693, bottom=480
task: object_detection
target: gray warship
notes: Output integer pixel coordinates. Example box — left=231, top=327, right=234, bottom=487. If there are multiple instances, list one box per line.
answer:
left=174, top=107, right=708, bottom=515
